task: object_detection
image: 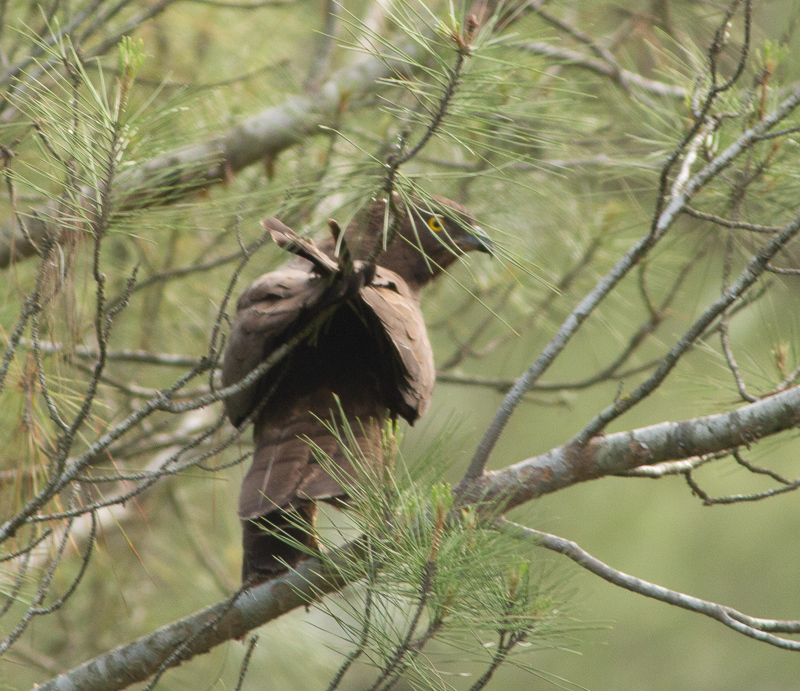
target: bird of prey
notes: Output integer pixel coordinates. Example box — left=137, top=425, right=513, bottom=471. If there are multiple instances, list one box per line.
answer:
left=222, top=195, right=490, bottom=583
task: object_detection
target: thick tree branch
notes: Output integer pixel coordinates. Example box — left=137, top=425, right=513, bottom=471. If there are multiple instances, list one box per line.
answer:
left=36, top=548, right=359, bottom=691
left=455, top=384, right=800, bottom=510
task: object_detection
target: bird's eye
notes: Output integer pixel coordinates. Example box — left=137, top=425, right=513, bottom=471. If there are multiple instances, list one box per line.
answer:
left=427, top=215, right=444, bottom=232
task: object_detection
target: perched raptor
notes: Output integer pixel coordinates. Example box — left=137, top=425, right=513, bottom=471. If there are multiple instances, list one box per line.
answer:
left=222, top=195, right=490, bottom=583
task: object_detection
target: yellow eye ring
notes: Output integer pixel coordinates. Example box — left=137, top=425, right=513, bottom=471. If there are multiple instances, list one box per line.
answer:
left=428, top=215, right=444, bottom=232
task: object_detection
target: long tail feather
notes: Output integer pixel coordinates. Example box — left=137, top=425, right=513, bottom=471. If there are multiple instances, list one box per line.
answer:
left=241, top=504, right=318, bottom=584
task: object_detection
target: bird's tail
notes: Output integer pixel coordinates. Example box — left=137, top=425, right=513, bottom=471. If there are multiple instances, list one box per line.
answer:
left=241, top=504, right=318, bottom=584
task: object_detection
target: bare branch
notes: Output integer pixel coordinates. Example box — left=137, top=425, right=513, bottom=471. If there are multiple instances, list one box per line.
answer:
left=619, top=454, right=720, bottom=478
left=455, top=384, right=800, bottom=510
left=234, top=635, right=260, bottom=691
left=685, top=466, right=800, bottom=506
left=304, top=0, right=342, bottom=92
left=683, top=206, right=782, bottom=233
left=502, top=521, right=800, bottom=649
left=15, top=339, right=205, bottom=368
left=517, top=41, right=686, bottom=98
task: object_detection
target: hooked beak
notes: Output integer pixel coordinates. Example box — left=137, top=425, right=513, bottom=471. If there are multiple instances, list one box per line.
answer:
left=457, top=225, right=493, bottom=255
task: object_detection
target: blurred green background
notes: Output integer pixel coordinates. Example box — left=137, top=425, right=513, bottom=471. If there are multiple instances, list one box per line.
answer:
left=2, top=0, right=800, bottom=689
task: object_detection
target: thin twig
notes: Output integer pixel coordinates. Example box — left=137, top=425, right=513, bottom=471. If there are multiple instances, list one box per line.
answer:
left=501, top=520, right=800, bottom=649
left=327, top=553, right=379, bottom=691
left=572, top=210, right=800, bottom=446
left=685, top=467, right=800, bottom=506
left=683, top=206, right=782, bottom=233
left=517, top=41, right=685, bottom=98
left=234, top=635, right=260, bottom=691
left=15, top=339, right=206, bottom=368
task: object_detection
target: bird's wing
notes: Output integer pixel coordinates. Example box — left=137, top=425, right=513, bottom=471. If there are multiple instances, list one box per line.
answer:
left=261, top=217, right=338, bottom=276
left=221, top=267, right=328, bottom=426
left=360, top=267, right=436, bottom=422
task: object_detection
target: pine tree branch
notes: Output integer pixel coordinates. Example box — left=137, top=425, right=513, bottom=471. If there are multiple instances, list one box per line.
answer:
left=0, top=35, right=419, bottom=268
left=35, top=547, right=360, bottom=691
left=454, top=384, right=800, bottom=509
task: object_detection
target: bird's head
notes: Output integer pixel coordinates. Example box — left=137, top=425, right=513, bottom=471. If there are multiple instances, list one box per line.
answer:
left=345, top=194, right=491, bottom=289
left=403, top=194, right=492, bottom=261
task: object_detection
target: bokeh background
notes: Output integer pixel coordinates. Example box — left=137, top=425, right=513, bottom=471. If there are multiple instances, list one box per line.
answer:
left=2, top=1, right=800, bottom=689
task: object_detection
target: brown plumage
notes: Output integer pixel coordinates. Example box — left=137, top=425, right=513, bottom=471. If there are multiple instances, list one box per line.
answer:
left=222, top=195, right=490, bottom=583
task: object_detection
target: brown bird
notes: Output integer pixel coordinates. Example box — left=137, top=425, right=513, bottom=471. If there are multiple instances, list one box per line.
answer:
left=222, top=195, right=490, bottom=583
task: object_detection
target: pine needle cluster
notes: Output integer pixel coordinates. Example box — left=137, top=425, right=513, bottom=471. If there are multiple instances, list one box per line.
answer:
left=286, top=414, right=576, bottom=690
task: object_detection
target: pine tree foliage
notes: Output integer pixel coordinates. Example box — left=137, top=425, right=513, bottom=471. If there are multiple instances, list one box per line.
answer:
left=303, top=419, right=574, bottom=690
